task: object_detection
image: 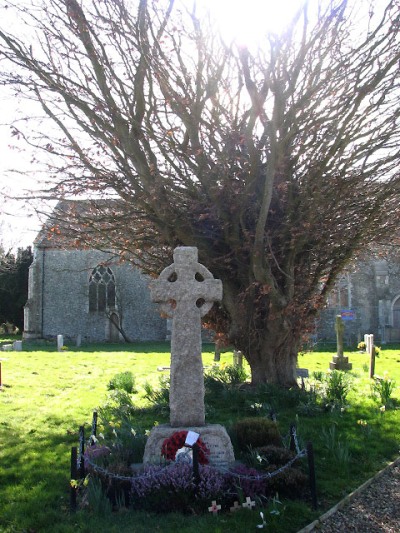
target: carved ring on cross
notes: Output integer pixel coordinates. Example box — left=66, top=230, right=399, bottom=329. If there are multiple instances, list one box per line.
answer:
left=157, top=262, right=216, bottom=318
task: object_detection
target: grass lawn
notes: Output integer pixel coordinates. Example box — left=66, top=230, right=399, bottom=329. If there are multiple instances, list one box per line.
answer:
left=0, top=337, right=399, bottom=532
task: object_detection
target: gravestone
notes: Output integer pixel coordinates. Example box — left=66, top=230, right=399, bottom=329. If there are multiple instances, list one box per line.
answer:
left=143, top=246, right=235, bottom=467
left=365, top=333, right=373, bottom=355
left=297, top=368, right=309, bottom=389
left=330, top=315, right=352, bottom=370
left=13, top=340, right=22, bottom=351
left=368, top=334, right=376, bottom=378
left=233, top=349, right=243, bottom=367
left=76, top=334, right=82, bottom=348
left=57, top=334, right=64, bottom=352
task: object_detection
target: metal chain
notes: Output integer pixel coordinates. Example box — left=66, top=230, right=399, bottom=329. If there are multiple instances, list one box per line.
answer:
left=81, top=447, right=307, bottom=483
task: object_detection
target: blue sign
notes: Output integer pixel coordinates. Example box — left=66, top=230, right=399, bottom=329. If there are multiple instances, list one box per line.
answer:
left=341, top=310, right=356, bottom=321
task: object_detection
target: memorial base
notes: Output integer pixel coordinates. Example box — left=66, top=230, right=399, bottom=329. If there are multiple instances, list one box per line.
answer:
left=329, top=355, right=352, bottom=371
left=143, top=424, right=235, bottom=468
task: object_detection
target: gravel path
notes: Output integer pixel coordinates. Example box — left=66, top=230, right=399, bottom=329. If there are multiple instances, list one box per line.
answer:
left=301, top=460, right=400, bottom=532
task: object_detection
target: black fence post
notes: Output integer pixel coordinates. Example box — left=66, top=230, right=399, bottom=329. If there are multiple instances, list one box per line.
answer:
left=90, top=410, right=98, bottom=445
left=192, top=443, right=201, bottom=487
left=307, top=441, right=317, bottom=510
left=78, top=426, right=85, bottom=479
left=70, top=447, right=77, bottom=512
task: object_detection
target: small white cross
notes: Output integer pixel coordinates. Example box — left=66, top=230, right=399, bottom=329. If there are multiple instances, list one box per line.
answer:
left=208, top=500, right=222, bottom=514
left=242, top=496, right=256, bottom=510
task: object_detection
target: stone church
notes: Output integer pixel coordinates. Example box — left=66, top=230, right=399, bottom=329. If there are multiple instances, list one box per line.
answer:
left=318, top=257, right=400, bottom=345
left=23, top=201, right=400, bottom=345
left=23, top=203, right=167, bottom=343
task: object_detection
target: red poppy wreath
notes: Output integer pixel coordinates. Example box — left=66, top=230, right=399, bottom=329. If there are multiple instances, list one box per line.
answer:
left=161, top=430, right=210, bottom=464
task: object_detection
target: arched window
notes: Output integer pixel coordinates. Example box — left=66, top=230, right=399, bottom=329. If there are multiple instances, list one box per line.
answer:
left=393, top=297, right=400, bottom=328
left=327, top=274, right=351, bottom=309
left=89, top=265, right=116, bottom=312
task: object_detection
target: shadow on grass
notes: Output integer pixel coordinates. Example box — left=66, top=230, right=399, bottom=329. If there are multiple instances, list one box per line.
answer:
left=0, top=412, right=83, bottom=532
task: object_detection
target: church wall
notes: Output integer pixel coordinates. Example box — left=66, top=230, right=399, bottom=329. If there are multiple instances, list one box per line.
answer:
left=25, top=234, right=400, bottom=346
left=37, top=248, right=166, bottom=342
left=316, top=258, right=400, bottom=345
left=23, top=247, right=45, bottom=338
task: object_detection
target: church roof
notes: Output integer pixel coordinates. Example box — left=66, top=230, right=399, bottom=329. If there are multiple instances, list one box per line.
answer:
left=34, top=199, right=117, bottom=249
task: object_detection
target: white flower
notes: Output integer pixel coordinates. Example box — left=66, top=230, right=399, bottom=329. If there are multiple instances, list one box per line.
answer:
left=256, top=511, right=267, bottom=528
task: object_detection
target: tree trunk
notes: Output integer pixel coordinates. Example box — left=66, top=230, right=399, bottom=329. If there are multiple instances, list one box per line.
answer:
left=233, top=308, right=299, bottom=387
left=246, top=341, right=298, bottom=387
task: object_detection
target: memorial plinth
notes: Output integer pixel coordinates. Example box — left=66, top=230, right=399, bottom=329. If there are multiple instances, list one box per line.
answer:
left=143, top=246, right=235, bottom=467
left=143, top=424, right=235, bottom=468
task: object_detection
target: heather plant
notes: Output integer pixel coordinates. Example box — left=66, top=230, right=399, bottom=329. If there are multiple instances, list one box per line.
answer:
left=130, top=463, right=230, bottom=513
left=228, top=464, right=267, bottom=499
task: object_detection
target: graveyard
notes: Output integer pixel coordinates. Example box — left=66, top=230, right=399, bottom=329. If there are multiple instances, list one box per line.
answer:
left=1, top=333, right=399, bottom=532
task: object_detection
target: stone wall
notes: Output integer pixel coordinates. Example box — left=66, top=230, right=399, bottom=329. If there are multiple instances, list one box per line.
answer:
left=24, top=244, right=400, bottom=345
left=316, top=259, right=400, bottom=344
left=24, top=246, right=167, bottom=342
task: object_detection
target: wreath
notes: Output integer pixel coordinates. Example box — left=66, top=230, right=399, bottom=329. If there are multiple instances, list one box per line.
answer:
left=161, top=430, right=210, bottom=465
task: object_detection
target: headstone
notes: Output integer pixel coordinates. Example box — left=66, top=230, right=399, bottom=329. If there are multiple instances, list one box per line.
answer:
left=365, top=334, right=373, bottom=355
left=76, top=334, right=81, bottom=348
left=335, top=314, right=344, bottom=358
left=2, top=344, right=13, bottom=352
left=13, top=340, right=22, bottom=351
left=150, top=246, right=222, bottom=427
left=143, top=246, right=235, bottom=467
left=329, top=315, right=352, bottom=370
left=233, top=349, right=243, bottom=367
left=57, top=334, right=64, bottom=352
left=297, top=368, right=309, bottom=389
left=368, top=335, right=376, bottom=378
left=296, top=368, right=309, bottom=379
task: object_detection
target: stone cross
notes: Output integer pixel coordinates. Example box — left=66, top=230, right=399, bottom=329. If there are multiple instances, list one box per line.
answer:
left=335, top=315, right=344, bottom=358
left=150, top=247, right=222, bottom=427
left=330, top=314, right=352, bottom=370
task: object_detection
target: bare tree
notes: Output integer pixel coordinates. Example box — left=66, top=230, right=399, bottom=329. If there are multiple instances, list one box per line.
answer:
left=1, top=0, right=399, bottom=385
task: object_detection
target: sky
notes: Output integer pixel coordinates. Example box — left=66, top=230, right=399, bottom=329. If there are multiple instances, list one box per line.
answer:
left=0, top=0, right=306, bottom=251
left=0, top=0, right=372, bottom=251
